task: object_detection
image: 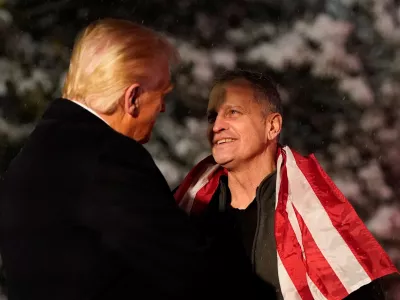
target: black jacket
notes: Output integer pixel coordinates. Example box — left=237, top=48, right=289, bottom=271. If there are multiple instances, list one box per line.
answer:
left=0, top=99, right=228, bottom=300
left=189, top=172, right=385, bottom=300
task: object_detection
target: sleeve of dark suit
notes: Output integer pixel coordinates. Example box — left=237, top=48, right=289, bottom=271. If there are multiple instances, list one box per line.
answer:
left=344, top=280, right=385, bottom=300
left=77, top=141, right=217, bottom=298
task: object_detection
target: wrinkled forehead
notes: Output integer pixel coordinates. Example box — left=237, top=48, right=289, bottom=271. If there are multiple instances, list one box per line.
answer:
left=207, top=80, right=253, bottom=112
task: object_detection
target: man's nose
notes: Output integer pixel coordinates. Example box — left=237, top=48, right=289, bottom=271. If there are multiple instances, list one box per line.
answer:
left=212, top=115, right=227, bottom=133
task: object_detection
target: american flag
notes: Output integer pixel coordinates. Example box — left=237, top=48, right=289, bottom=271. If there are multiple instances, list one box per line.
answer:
left=174, top=145, right=398, bottom=300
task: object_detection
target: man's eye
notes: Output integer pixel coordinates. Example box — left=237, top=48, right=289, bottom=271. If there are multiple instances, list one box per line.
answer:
left=207, top=114, right=216, bottom=124
left=229, top=109, right=240, bottom=115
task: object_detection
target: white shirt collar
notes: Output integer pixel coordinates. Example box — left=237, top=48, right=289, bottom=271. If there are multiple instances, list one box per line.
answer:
left=71, top=100, right=109, bottom=125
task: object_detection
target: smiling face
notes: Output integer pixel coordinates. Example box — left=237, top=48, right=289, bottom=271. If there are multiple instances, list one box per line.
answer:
left=207, top=81, right=271, bottom=170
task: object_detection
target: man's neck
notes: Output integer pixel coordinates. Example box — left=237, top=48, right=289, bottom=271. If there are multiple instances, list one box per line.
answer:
left=70, top=99, right=131, bottom=138
left=70, top=99, right=109, bottom=125
left=228, top=150, right=276, bottom=210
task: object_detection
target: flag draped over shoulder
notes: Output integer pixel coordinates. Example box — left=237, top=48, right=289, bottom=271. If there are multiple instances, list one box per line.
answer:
left=174, top=145, right=398, bottom=300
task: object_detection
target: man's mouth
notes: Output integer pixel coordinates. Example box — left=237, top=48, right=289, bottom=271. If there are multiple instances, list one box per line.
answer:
left=214, top=138, right=235, bottom=145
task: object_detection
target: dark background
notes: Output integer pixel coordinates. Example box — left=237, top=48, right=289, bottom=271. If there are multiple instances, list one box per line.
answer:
left=0, top=0, right=399, bottom=298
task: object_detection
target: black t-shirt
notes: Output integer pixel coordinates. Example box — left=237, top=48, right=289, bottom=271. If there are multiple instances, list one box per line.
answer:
left=223, top=172, right=281, bottom=299
left=227, top=197, right=258, bottom=260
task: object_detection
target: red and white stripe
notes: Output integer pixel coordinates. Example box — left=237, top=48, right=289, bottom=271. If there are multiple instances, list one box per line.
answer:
left=174, top=145, right=398, bottom=299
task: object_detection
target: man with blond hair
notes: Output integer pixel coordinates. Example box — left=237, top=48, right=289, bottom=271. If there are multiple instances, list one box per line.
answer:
left=0, top=19, right=240, bottom=300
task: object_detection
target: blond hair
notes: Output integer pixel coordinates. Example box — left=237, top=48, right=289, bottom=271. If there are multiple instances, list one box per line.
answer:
left=62, top=18, right=179, bottom=114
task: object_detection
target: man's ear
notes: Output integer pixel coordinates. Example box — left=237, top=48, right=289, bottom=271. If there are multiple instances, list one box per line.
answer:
left=267, top=113, right=282, bottom=141
left=124, top=83, right=141, bottom=117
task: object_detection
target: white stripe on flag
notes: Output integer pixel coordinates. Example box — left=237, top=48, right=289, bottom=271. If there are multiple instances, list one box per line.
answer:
left=287, top=191, right=327, bottom=298
left=275, top=153, right=283, bottom=210
left=277, top=255, right=302, bottom=300
left=285, top=148, right=370, bottom=292
left=179, top=164, right=220, bottom=213
left=286, top=197, right=305, bottom=259
left=307, top=275, right=328, bottom=300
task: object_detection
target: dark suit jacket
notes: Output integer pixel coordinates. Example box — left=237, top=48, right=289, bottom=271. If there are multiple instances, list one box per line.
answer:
left=0, top=99, right=224, bottom=300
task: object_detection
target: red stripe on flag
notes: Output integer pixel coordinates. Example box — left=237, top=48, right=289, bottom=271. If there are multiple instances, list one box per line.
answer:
left=291, top=150, right=398, bottom=280
left=174, top=172, right=193, bottom=205
left=293, top=206, right=349, bottom=300
left=275, top=161, right=314, bottom=300
left=174, top=155, right=216, bottom=206
left=191, top=168, right=226, bottom=214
